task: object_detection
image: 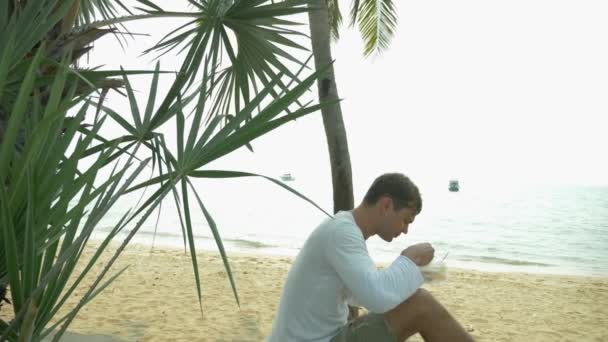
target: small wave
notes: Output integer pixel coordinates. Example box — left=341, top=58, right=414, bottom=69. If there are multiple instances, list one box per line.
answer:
left=458, top=255, right=553, bottom=267
left=225, top=238, right=275, bottom=249
left=95, top=228, right=275, bottom=249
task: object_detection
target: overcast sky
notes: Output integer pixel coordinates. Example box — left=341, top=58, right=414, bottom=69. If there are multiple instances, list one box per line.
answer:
left=90, top=0, right=608, bottom=193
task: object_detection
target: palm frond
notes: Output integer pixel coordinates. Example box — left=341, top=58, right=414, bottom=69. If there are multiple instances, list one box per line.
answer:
left=0, top=0, right=76, bottom=89
left=143, top=0, right=312, bottom=118
left=78, top=0, right=133, bottom=26
left=354, top=0, right=398, bottom=57
left=326, top=0, right=343, bottom=41
left=349, top=0, right=361, bottom=27
left=0, top=49, right=153, bottom=340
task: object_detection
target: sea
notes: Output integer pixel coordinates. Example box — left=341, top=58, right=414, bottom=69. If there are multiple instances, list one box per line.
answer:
left=91, top=176, right=608, bottom=277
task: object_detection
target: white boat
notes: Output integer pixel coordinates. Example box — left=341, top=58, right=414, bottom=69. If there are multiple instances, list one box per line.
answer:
left=449, top=179, right=459, bottom=192
left=280, top=173, right=295, bottom=182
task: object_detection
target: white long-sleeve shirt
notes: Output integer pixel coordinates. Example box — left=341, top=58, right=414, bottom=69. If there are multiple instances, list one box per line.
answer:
left=267, top=211, right=424, bottom=342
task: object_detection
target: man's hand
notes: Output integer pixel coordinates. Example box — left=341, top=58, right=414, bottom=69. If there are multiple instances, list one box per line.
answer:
left=401, top=243, right=435, bottom=266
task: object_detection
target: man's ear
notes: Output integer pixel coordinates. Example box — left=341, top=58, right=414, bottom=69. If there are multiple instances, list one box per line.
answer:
left=379, top=196, right=392, bottom=212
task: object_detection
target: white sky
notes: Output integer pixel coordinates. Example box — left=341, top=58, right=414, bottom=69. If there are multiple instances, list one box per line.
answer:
left=90, top=0, right=608, bottom=194
left=332, top=0, right=608, bottom=187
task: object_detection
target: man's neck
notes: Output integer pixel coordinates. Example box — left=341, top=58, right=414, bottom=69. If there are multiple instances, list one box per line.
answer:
left=351, top=205, right=376, bottom=240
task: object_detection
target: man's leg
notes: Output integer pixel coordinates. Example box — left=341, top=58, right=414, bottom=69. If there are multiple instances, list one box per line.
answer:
left=384, top=288, right=474, bottom=342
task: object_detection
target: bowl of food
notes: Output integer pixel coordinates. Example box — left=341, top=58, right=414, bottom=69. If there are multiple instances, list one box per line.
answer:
left=420, top=252, right=449, bottom=282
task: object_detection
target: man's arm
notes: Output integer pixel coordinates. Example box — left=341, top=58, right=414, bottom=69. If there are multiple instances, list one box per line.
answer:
left=325, top=224, right=424, bottom=313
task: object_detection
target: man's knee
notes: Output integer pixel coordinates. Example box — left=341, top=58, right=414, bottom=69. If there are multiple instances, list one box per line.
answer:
left=384, top=289, right=437, bottom=338
left=407, top=288, right=434, bottom=307
left=392, top=288, right=438, bottom=319
left=390, top=288, right=429, bottom=311
left=387, top=288, right=473, bottom=342
left=411, top=288, right=432, bottom=300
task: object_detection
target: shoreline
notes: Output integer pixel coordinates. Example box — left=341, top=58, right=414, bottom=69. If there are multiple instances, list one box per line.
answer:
left=99, top=233, right=608, bottom=279
left=13, top=241, right=606, bottom=341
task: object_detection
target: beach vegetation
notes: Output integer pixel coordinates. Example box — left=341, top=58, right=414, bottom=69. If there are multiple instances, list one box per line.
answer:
left=0, top=0, right=331, bottom=340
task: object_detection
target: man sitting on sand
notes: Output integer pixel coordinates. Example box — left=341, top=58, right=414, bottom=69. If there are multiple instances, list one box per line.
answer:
left=268, top=173, right=474, bottom=342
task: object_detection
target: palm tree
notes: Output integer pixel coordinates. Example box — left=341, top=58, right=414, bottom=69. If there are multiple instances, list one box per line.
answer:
left=308, top=0, right=354, bottom=216
left=307, top=0, right=399, bottom=213
left=307, top=0, right=399, bottom=319
left=0, top=1, right=331, bottom=340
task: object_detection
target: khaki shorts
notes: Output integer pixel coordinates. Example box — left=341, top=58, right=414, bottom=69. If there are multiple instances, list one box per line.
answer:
left=330, top=313, right=397, bottom=342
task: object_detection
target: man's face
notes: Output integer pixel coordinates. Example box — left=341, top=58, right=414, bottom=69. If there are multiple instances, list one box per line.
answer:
left=378, top=198, right=417, bottom=242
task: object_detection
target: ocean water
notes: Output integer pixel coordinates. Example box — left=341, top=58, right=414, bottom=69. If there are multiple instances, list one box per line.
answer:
left=92, top=177, right=608, bottom=277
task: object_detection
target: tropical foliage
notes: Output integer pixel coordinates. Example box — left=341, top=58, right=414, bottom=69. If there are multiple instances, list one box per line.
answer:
left=326, top=0, right=399, bottom=56
left=0, top=0, right=333, bottom=340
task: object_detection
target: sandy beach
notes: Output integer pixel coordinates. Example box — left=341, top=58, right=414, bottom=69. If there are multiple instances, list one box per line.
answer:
left=5, top=243, right=608, bottom=341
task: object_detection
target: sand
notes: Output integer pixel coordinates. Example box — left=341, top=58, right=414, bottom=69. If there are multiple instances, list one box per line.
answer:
left=3, top=243, right=608, bottom=341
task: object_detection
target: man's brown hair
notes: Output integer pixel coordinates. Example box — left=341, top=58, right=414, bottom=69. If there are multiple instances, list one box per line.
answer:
left=362, top=173, right=422, bottom=213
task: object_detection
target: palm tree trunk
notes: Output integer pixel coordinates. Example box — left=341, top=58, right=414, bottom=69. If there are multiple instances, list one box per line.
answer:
left=307, top=0, right=354, bottom=214
left=308, top=0, right=357, bottom=320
